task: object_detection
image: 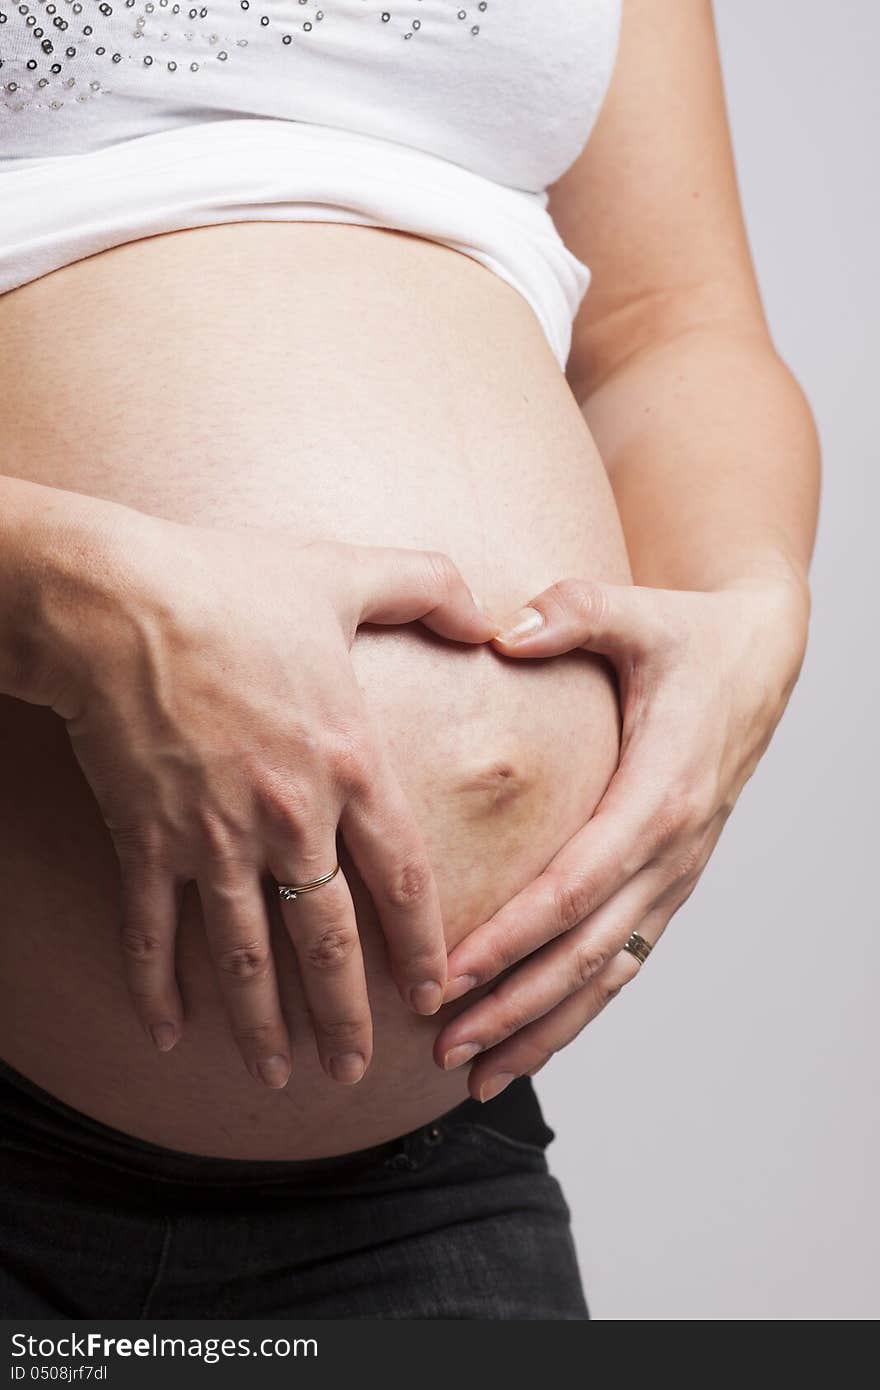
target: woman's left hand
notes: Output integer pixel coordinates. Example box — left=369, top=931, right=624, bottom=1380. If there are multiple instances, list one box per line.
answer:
left=434, top=571, right=810, bottom=1101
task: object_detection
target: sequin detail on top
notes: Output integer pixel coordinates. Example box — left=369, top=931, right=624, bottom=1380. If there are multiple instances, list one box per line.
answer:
left=0, top=2, right=622, bottom=196
left=0, top=4, right=623, bottom=362
left=0, top=1, right=490, bottom=113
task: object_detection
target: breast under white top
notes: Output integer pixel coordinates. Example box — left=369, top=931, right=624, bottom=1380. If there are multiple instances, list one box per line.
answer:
left=0, top=1, right=622, bottom=367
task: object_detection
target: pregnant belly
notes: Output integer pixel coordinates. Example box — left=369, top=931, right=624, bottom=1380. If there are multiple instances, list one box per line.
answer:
left=0, top=221, right=631, bottom=1158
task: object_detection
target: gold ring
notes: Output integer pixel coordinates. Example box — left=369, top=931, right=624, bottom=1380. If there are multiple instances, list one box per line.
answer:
left=277, top=863, right=340, bottom=902
left=622, top=931, right=653, bottom=965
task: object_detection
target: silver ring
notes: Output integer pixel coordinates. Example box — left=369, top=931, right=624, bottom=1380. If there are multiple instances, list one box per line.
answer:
left=276, top=863, right=340, bottom=903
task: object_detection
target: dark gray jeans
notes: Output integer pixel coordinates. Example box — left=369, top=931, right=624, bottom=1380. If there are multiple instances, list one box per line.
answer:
left=0, top=1058, right=589, bottom=1320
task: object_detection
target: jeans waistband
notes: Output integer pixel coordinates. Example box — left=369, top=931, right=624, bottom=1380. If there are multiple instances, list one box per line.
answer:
left=0, top=1053, right=553, bottom=1191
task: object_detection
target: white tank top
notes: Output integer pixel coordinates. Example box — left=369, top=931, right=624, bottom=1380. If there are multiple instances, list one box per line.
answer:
left=0, top=1, right=622, bottom=365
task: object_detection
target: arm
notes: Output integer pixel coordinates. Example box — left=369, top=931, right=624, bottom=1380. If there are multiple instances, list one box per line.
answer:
left=435, top=0, right=820, bottom=1099
left=554, top=0, right=819, bottom=601
left=0, top=472, right=495, bottom=1086
left=0, top=474, right=102, bottom=709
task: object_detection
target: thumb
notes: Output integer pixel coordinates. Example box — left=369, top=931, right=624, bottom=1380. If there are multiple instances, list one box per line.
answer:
left=491, top=578, right=660, bottom=661
left=353, top=545, right=499, bottom=643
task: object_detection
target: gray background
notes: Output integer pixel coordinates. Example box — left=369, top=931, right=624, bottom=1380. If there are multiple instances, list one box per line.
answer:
left=540, top=0, right=878, bottom=1320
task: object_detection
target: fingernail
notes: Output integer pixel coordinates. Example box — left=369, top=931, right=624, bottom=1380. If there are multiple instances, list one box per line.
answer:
left=444, top=974, right=478, bottom=1003
left=257, top=1054, right=290, bottom=1089
left=410, top=980, right=444, bottom=1015
left=442, top=1042, right=481, bottom=1070
left=479, top=1072, right=517, bottom=1103
left=150, top=1022, right=178, bottom=1053
left=329, top=1052, right=366, bottom=1084
left=494, top=607, right=544, bottom=644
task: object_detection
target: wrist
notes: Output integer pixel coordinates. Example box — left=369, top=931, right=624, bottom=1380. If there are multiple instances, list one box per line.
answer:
left=718, top=557, right=812, bottom=707
left=710, top=552, right=812, bottom=645
left=0, top=478, right=152, bottom=714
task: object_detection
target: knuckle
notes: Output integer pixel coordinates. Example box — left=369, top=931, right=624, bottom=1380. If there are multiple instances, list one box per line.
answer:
left=497, top=997, right=534, bottom=1039
left=316, top=1017, right=366, bottom=1044
left=665, top=838, right=704, bottom=885
left=678, top=875, right=700, bottom=907
left=595, top=973, right=626, bottom=1008
left=665, top=779, right=715, bottom=837
left=647, top=790, right=694, bottom=847
left=232, top=1021, right=280, bottom=1050
left=257, top=777, right=312, bottom=835
left=399, top=936, right=445, bottom=978
left=423, top=550, right=458, bottom=596
left=113, top=823, right=170, bottom=869
left=522, top=1044, right=555, bottom=1077
left=325, top=727, right=373, bottom=796
left=675, top=782, right=710, bottom=830
left=194, top=809, right=248, bottom=864
left=120, top=928, right=164, bottom=963
left=551, top=875, right=595, bottom=934
left=279, top=716, right=320, bottom=761
left=215, top=941, right=271, bottom=980
left=487, top=979, right=530, bottom=1035
left=202, top=873, right=254, bottom=908
left=571, top=940, right=608, bottom=990
left=550, top=577, right=605, bottom=627
left=304, top=929, right=357, bottom=971
left=384, top=857, right=432, bottom=912
left=475, top=935, right=518, bottom=979
left=284, top=844, right=339, bottom=880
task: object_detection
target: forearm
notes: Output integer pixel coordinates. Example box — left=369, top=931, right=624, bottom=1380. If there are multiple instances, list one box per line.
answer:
left=0, top=473, right=136, bottom=708
left=0, top=474, right=61, bottom=702
left=575, top=326, right=820, bottom=610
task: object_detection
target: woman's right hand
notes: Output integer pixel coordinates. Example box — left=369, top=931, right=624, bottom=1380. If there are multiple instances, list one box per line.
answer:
left=32, top=500, right=496, bottom=1090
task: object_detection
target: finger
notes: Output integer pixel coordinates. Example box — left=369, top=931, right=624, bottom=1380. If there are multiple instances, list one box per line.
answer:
left=117, top=856, right=185, bottom=1054
left=443, top=745, right=663, bottom=999
left=466, top=937, right=652, bottom=1103
left=436, top=868, right=658, bottom=1069
left=198, top=863, right=292, bottom=1090
left=491, top=577, right=670, bottom=660
left=271, top=836, right=372, bottom=1085
left=349, top=544, right=499, bottom=642
left=468, top=906, right=671, bottom=1101
left=339, top=753, right=447, bottom=1017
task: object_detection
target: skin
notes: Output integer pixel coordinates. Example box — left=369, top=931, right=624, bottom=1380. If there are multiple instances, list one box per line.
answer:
left=0, top=2, right=818, bottom=1155
left=435, top=0, right=820, bottom=1098
left=25, top=499, right=498, bottom=1088
left=0, top=224, right=628, bottom=1158
left=2, top=475, right=507, bottom=1088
